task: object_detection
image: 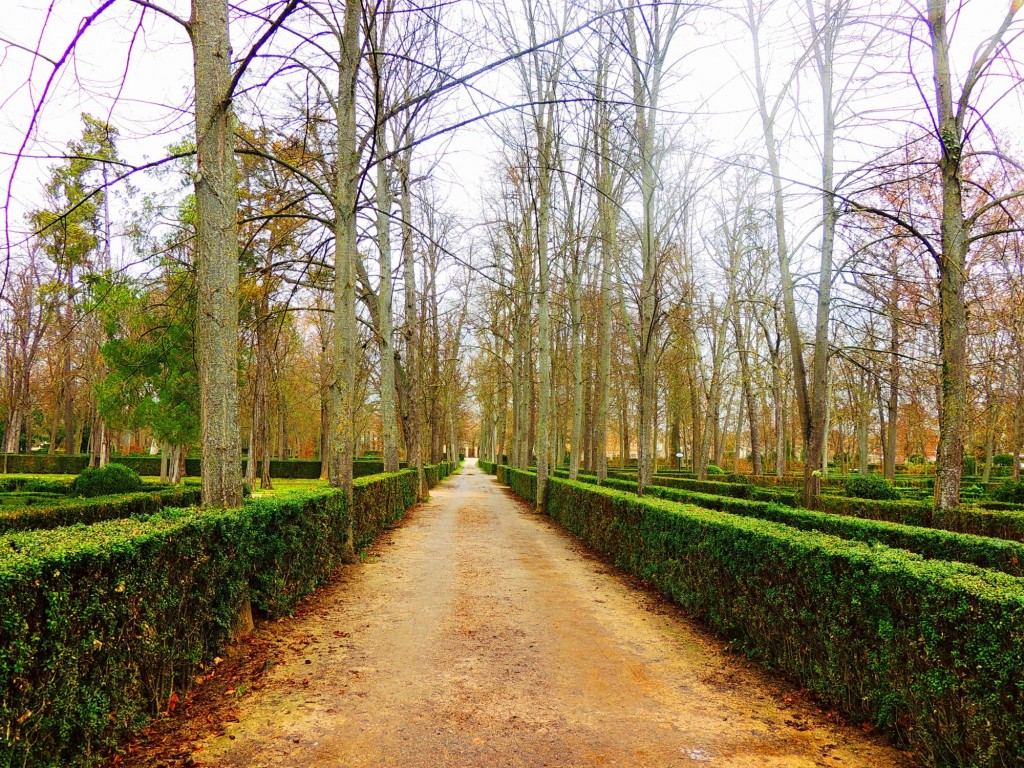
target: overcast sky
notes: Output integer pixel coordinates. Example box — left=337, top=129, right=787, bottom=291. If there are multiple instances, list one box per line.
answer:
left=2, top=0, right=1021, bottom=275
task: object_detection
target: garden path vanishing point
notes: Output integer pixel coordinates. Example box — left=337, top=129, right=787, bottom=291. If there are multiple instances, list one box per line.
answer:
left=143, top=460, right=916, bottom=768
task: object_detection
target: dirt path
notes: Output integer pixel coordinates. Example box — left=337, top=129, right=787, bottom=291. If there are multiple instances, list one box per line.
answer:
left=172, top=461, right=914, bottom=767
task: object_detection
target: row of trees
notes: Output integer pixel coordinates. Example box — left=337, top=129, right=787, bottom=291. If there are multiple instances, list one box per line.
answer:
left=470, top=0, right=1023, bottom=512
left=3, top=0, right=478, bottom=525
left=3, top=0, right=1022, bottom=515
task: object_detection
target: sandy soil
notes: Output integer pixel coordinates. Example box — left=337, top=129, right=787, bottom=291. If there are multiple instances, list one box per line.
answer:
left=119, top=460, right=916, bottom=768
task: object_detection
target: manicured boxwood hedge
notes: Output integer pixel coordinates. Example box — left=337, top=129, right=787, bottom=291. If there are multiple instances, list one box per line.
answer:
left=0, top=487, right=203, bottom=533
left=0, top=466, right=443, bottom=767
left=815, top=495, right=1024, bottom=544
left=500, top=466, right=537, bottom=503
left=0, top=477, right=74, bottom=495
left=603, top=471, right=757, bottom=499
left=72, top=463, right=142, bottom=498
left=593, top=474, right=1024, bottom=577
left=0, top=492, right=67, bottom=508
left=979, top=500, right=1024, bottom=512
left=0, top=454, right=88, bottom=475
left=552, top=470, right=1024, bottom=577
left=422, top=461, right=457, bottom=489
left=0, top=456, right=404, bottom=480
left=478, top=459, right=497, bottom=474
left=505, top=472, right=1024, bottom=768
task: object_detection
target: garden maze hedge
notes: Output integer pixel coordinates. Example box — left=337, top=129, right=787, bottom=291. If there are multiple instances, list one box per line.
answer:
left=0, top=462, right=457, bottom=767
left=0, top=455, right=403, bottom=480
left=0, top=487, right=202, bottom=533
left=502, top=466, right=1024, bottom=768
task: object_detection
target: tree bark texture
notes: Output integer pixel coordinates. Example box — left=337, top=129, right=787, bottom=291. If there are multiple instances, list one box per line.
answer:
left=192, top=0, right=243, bottom=508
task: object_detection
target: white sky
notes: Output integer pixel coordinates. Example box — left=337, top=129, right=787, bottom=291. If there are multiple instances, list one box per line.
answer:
left=1, top=0, right=1021, bottom=278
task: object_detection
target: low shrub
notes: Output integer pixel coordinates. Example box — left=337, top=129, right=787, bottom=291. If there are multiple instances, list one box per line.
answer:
left=816, top=494, right=932, bottom=524
left=993, top=479, right=1024, bottom=505
left=352, top=459, right=385, bottom=478
left=1, top=511, right=246, bottom=766
left=0, top=488, right=203, bottom=533
left=559, top=471, right=1024, bottom=578
left=501, top=466, right=537, bottom=503
left=978, top=500, right=1024, bottom=512
left=960, top=484, right=986, bottom=503
left=506, top=473, right=1024, bottom=768
left=0, top=492, right=67, bottom=509
left=478, top=459, right=497, bottom=474
left=72, top=463, right=142, bottom=498
left=705, top=464, right=724, bottom=475
left=0, top=454, right=88, bottom=475
left=0, top=469, right=424, bottom=767
left=0, top=456, right=407, bottom=481
left=843, top=474, right=900, bottom=501
left=0, top=477, right=73, bottom=495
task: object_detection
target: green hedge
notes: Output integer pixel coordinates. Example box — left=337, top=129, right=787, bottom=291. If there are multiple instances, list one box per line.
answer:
left=555, top=471, right=1024, bottom=578
left=0, top=493, right=67, bottom=508
left=421, top=461, right=456, bottom=489
left=979, top=501, right=1024, bottom=512
left=0, top=469, right=426, bottom=767
left=0, top=455, right=88, bottom=475
left=605, top=470, right=756, bottom=498
left=478, top=459, right=497, bottom=474
left=507, top=473, right=1024, bottom=768
left=0, top=477, right=73, bottom=495
left=0, top=488, right=203, bottom=533
left=0, top=456, right=400, bottom=480
left=352, top=460, right=385, bottom=478
left=500, top=467, right=537, bottom=503
left=1, top=511, right=247, bottom=766
left=73, top=463, right=142, bottom=498
left=815, top=495, right=1024, bottom=544
left=602, top=476, right=1024, bottom=577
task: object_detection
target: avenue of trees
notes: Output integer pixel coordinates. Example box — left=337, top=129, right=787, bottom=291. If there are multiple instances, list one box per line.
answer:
left=1, top=0, right=1022, bottom=513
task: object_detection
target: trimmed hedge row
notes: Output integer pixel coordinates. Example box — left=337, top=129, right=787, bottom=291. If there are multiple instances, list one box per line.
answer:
left=571, top=474, right=1024, bottom=578
left=0, top=455, right=400, bottom=480
left=553, top=469, right=1024, bottom=546
left=0, top=493, right=67, bottom=508
left=815, top=495, right=1024, bottom=545
left=504, top=472, right=1024, bottom=768
left=422, top=461, right=456, bottom=489
left=604, top=470, right=756, bottom=498
left=0, top=466, right=449, bottom=767
left=0, top=477, right=74, bottom=495
left=0, top=487, right=203, bottom=533
left=478, top=459, right=497, bottom=474
left=980, top=500, right=1024, bottom=512
left=499, top=466, right=537, bottom=503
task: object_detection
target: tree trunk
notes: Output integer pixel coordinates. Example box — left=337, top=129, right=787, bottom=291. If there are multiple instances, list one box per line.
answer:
left=63, top=302, right=75, bottom=455
left=160, top=444, right=169, bottom=484
left=535, top=149, right=552, bottom=509
left=924, top=0, right=1020, bottom=509
left=397, top=150, right=425, bottom=498
left=330, top=0, right=362, bottom=562
left=858, top=369, right=870, bottom=475
left=568, top=264, right=584, bottom=481
left=192, top=0, right=242, bottom=508
left=372, top=44, right=400, bottom=474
